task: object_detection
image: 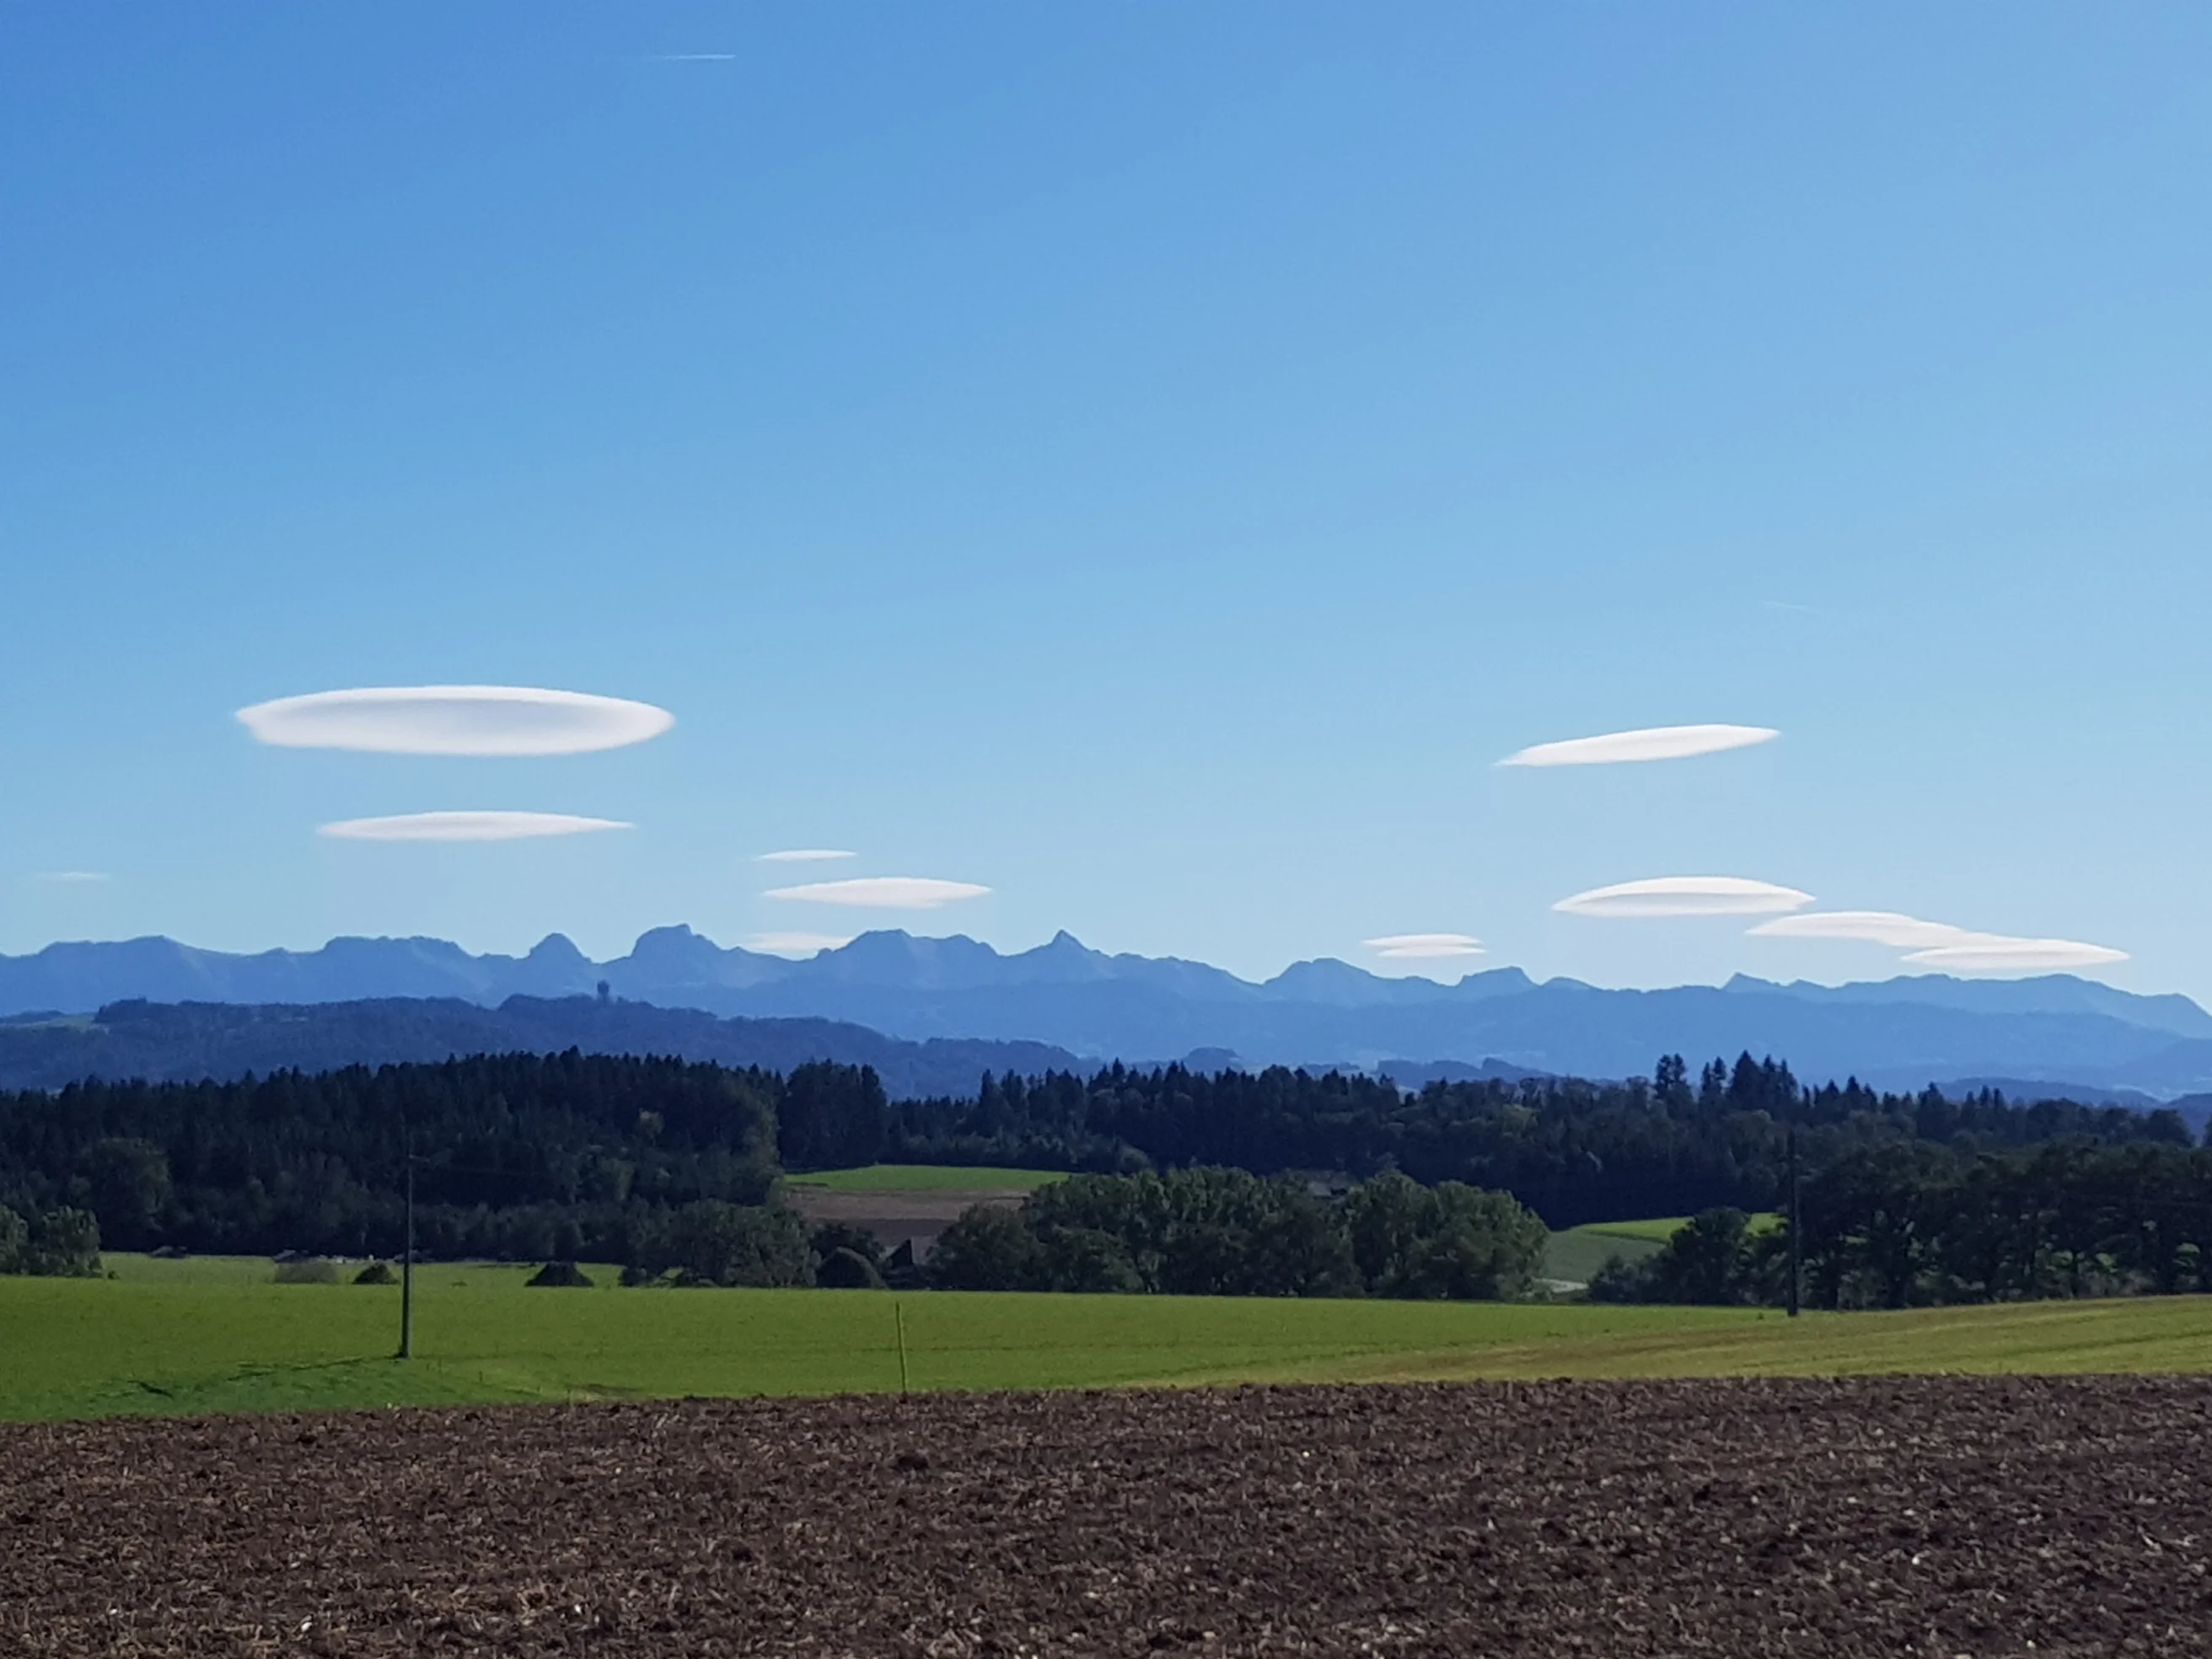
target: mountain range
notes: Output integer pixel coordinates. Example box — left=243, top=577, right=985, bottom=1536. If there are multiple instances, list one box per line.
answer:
left=6, top=927, right=2212, bottom=1099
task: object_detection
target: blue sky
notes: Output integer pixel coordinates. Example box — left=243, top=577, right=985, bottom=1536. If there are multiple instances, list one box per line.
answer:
left=3, top=4, right=2208, bottom=997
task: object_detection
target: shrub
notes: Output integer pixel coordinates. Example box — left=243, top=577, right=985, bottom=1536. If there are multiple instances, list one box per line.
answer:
left=815, top=1245, right=886, bottom=1290
left=1040, top=1226, right=1143, bottom=1294
left=1583, top=1211, right=1790, bottom=1306
left=22, top=1207, right=101, bottom=1277
left=811, top=1221, right=888, bottom=1289
left=1584, top=1252, right=1659, bottom=1302
left=273, top=1258, right=340, bottom=1285
left=927, top=1204, right=1044, bottom=1291
left=633, top=1200, right=812, bottom=1288
left=352, top=1261, right=398, bottom=1285
left=526, top=1260, right=594, bottom=1288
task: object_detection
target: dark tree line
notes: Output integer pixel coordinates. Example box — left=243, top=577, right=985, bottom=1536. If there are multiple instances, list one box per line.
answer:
left=0, top=1051, right=880, bottom=1263
left=1592, top=1139, right=2212, bottom=1307
left=4, top=1047, right=2208, bottom=1308
left=1803, top=1139, right=2212, bottom=1306
left=926, top=1168, right=1548, bottom=1300
left=888, top=1054, right=2196, bottom=1227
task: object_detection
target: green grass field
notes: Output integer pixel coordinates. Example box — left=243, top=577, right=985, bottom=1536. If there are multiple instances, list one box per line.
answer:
left=1541, top=1214, right=1785, bottom=1286
left=2, top=1254, right=2206, bottom=1424
left=1542, top=1219, right=1680, bottom=1285
left=783, top=1164, right=1070, bottom=1194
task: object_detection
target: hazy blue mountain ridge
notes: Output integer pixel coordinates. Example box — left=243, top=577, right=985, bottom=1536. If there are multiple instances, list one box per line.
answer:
left=3, top=926, right=2209, bottom=1098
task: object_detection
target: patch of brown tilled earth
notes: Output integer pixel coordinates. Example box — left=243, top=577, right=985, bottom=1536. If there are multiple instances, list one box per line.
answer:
left=4, top=1377, right=2209, bottom=1656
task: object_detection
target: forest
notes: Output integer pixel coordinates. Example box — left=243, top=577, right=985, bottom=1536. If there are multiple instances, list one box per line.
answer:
left=1, top=1048, right=2204, bottom=1303
left=885, top=1054, right=2194, bottom=1226
left=926, top=1167, right=1548, bottom=1300
left=1592, top=1137, right=2212, bottom=1307
left=0, top=1051, right=797, bottom=1264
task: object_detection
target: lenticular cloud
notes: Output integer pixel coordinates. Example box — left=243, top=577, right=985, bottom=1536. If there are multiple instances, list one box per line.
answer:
left=1748, top=908, right=2128, bottom=972
left=238, top=686, right=674, bottom=756
left=1364, top=933, right=1485, bottom=959
left=764, top=876, right=991, bottom=910
left=319, top=811, right=631, bottom=842
left=1500, top=723, right=1778, bottom=768
left=1554, top=876, right=1813, bottom=918
left=1904, top=938, right=2129, bottom=970
left=1748, top=910, right=1973, bottom=949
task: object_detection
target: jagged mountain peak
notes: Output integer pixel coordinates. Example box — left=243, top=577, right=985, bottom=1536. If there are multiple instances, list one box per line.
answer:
left=525, top=932, right=588, bottom=964
left=1, top=929, right=2207, bottom=1098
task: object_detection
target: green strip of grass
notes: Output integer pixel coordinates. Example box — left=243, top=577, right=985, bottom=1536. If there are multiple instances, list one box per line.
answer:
left=1544, top=1215, right=1791, bottom=1286
left=1579, top=1216, right=1693, bottom=1244
left=783, top=1163, right=1070, bottom=1194
left=1303, top=1296, right=2212, bottom=1383
left=1542, top=1221, right=1675, bottom=1285
left=7, top=1257, right=2209, bottom=1424
left=0, top=1259, right=1731, bottom=1421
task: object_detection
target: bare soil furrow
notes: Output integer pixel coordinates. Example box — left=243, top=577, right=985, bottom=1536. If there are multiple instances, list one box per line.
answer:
left=4, top=1377, right=2209, bottom=1656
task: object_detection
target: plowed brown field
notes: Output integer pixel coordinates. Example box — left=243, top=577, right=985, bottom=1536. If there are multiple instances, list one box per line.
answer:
left=6, top=1377, right=2209, bottom=1656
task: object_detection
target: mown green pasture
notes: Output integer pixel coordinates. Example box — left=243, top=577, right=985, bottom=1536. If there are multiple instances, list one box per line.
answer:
left=1542, top=1214, right=1787, bottom=1286
left=783, top=1164, right=1069, bottom=1194
left=3, top=1254, right=2207, bottom=1423
left=0, top=1257, right=1737, bottom=1421
left=1309, top=1296, right=2212, bottom=1385
left=1541, top=1219, right=1682, bottom=1285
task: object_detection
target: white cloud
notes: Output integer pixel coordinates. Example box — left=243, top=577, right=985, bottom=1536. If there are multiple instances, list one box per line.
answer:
left=237, top=686, right=674, bottom=756
left=35, top=870, right=111, bottom=884
left=1749, top=908, right=2128, bottom=973
left=1904, top=938, right=2129, bottom=970
left=1500, top=723, right=1779, bottom=768
left=1555, top=876, right=1814, bottom=917
left=745, top=932, right=855, bottom=958
left=756, top=849, right=856, bottom=863
left=1742, top=911, right=2123, bottom=973
left=1364, top=932, right=1486, bottom=959
left=1748, top=910, right=1972, bottom=949
left=319, top=811, right=632, bottom=842
left=764, top=876, right=990, bottom=910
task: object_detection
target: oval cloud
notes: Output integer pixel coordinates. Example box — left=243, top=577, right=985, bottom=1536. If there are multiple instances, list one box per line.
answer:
left=1748, top=910, right=1972, bottom=949
left=239, top=686, right=674, bottom=756
left=1555, top=876, right=1813, bottom=917
left=1751, top=910, right=2129, bottom=971
left=1364, top=932, right=1485, bottom=959
left=1501, top=723, right=1779, bottom=768
left=1903, top=937, right=2129, bottom=970
left=319, top=811, right=632, bottom=842
left=764, top=876, right=991, bottom=910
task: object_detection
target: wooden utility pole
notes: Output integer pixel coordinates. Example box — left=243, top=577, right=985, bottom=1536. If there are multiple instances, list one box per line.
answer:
left=398, top=1134, right=415, bottom=1360
left=1785, top=1114, right=1802, bottom=1318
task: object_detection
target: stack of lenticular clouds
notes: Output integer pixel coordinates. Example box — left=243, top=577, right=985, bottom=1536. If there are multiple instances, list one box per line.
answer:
left=236, top=685, right=671, bottom=839
left=1503, top=722, right=2128, bottom=970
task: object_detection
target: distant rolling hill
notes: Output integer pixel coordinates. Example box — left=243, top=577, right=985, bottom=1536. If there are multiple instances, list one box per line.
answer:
left=0, top=996, right=1078, bottom=1101
left=4, top=926, right=2211, bottom=1098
